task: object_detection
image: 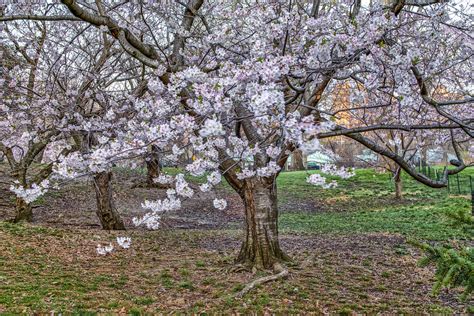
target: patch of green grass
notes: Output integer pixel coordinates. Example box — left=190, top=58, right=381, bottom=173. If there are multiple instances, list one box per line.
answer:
left=179, top=280, right=195, bottom=290
left=195, top=260, right=205, bottom=268
left=428, top=304, right=454, bottom=314
left=107, top=301, right=120, bottom=309
left=276, top=167, right=473, bottom=241
left=202, top=277, right=216, bottom=286
left=280, top=197, right=472, bottom=240
left=128, top=308, right=144, bottom=316
left=133, top=296, right=154, bottom=306
left=71, top=310, right=98, bottom=316
left=107, top=275, right=128, bottom=289
left=277, top=167, right=473, bottom=202
left=0, top=222, right=63, bottom=237
left=179, top=268, right=190, bottom=277
left=338, top=304, right=359, bottom=315
left=159, top=270, right=175, bottom=289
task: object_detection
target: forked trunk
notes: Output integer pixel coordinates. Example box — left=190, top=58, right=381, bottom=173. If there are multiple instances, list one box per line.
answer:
left=93, top=171, right=125, bottom=230
left=13, top=197, right=32, bottom=223
left=394, top=168, right=403, bottom=200
left=237, top=177, right=289, bottom=269
left=146, top=145, right=161, bottom=187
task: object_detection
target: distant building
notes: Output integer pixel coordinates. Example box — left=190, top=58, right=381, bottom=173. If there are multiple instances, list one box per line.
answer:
left=285, top=151, right=334, bottom=170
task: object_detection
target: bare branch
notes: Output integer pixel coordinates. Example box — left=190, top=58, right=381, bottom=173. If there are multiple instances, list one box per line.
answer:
left=317, top=124, right=462, bottom=138
left=0, top=15, right=80, bottom=22
left=60, top=0, right=162, bottom=67
left=326, top=130, right=469, bottom=188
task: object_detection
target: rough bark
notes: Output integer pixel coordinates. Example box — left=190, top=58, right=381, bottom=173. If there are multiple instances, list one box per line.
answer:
left=146, top=144, right=161, bottom=187
left=13, top=197, right=32, bottom=223
left=292, top=149, right=306, bottom=171
left=394, top=168, right=403, bottom=199
left=237, top=177, right=289, bottom=269
left=93, top=171, right=125, bottom=230
left=132, top=145, right=172, bottom=189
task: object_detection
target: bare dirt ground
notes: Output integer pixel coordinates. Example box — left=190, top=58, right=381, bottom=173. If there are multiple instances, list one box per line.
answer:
left=0, top=170, right=244, bottom=230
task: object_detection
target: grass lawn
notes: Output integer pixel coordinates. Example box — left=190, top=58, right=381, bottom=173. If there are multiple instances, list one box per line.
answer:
left=0, top=167, right=472, bottom=313
left=278, top=168, right=473, bottom=241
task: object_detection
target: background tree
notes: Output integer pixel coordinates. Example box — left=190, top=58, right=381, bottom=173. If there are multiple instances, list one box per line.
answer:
left=1, top=17, right=80, bottom=222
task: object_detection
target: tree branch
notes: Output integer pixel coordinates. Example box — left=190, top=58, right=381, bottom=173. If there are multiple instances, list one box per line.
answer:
left=0, top=15, right=80, bottom=22
left=60, top=0, right=162, bottom=66
left=330, top=130, right=468, bottom=188
left=317, top=124, right=462, bottom=138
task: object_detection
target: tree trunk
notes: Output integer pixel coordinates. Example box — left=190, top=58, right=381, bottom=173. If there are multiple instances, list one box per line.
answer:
left=292, top=150, right=306, bottom=171
left=237, top=177, right=289, bottom=269
left=394, top=168, right=403, bottom=199
left=93, top=171, right=125, bottom=230
left=13, top=197, right=32, bottom=223
left=146, top=145, right=161, bottom=187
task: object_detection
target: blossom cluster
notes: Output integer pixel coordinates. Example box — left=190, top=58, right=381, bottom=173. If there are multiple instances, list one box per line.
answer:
left=307, top=174, right=338, bottom=189
left=213, top=198, right=227, bottom=210
left=321, top=165, right=356, bottom=179
left=9, top=180, right=50, bottom=203
left=97, top=237, right=132, bottom=255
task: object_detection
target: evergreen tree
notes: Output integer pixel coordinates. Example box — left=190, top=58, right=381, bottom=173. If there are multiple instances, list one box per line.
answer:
left=413, top=210, right=473, bottom=300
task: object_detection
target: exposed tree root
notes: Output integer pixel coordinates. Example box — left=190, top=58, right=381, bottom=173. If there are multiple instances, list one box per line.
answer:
left=236, top=263, right=289, bottom=298
left=227, top=264, right=249, bottom=273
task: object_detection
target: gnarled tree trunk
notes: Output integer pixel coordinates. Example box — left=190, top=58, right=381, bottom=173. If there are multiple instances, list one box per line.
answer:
left=237, top=177, right=289, bottom=269
left=146, top=144, right=161, bottom=187
left=93, top=171, right=125, bottom=230
left=394, top=167, right=403, bottom=199
left=13, top=197, right=32, bottom=223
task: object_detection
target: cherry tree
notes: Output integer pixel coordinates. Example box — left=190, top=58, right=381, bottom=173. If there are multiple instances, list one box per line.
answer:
left=1, top=0, right=472, bottom=270
left=0, top=17, right=83, bottom=222
left=47, top=30, right=146, bottom=230
left=1, top=9, right=141, bottom=227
